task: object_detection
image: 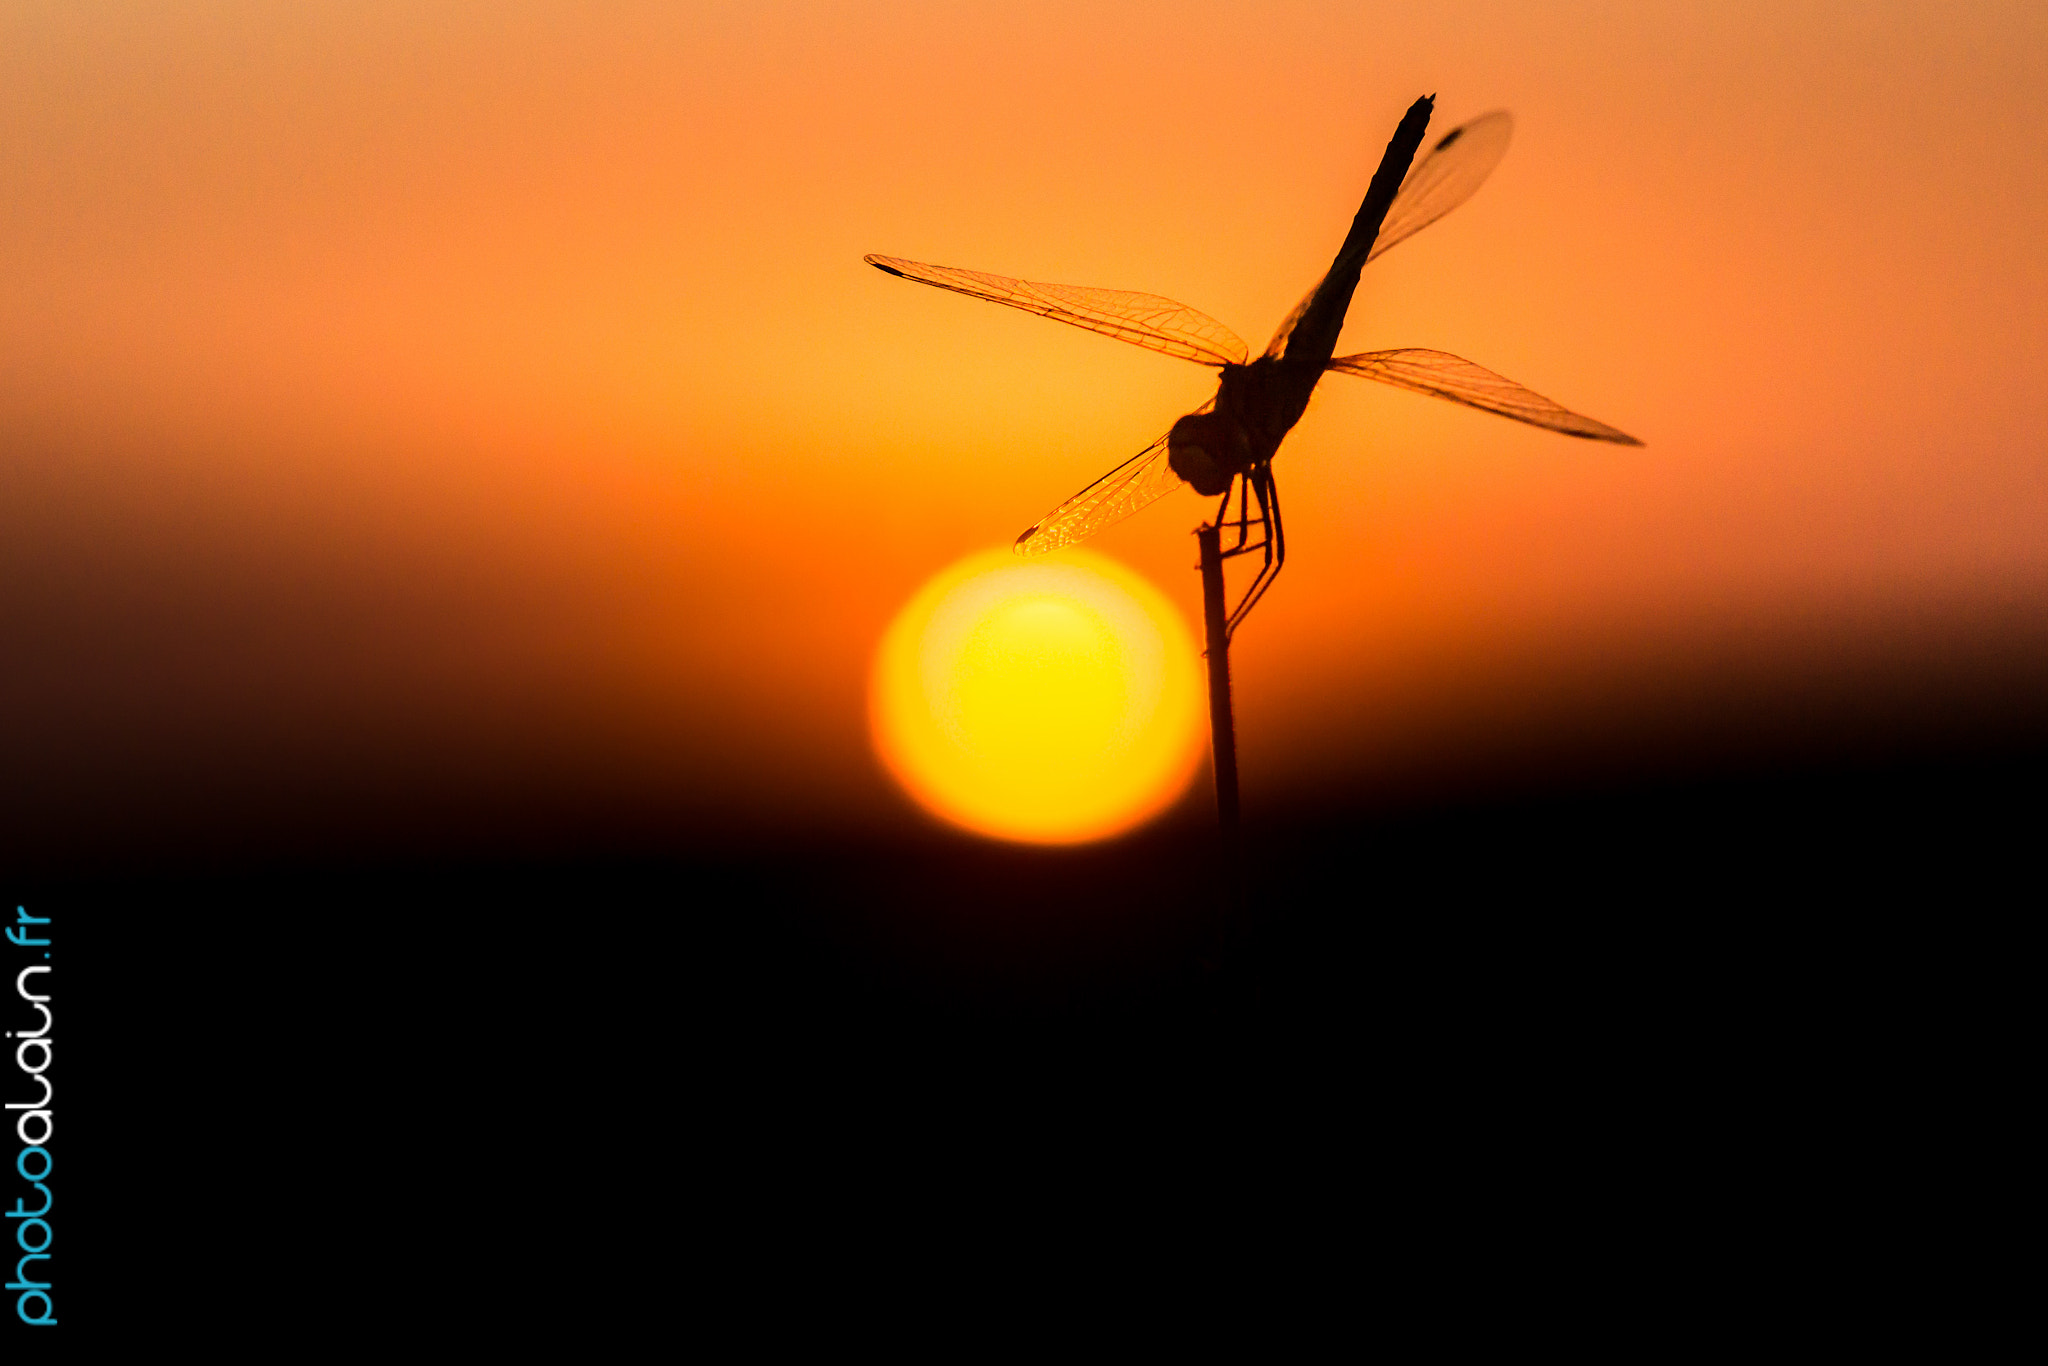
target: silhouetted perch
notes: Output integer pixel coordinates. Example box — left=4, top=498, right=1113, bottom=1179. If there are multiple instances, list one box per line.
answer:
left=1197, top=521, right=1240, bottom=833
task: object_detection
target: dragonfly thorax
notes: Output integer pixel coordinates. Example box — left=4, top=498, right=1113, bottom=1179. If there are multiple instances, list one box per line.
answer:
left=1169, top=357, right=1320, bottom=494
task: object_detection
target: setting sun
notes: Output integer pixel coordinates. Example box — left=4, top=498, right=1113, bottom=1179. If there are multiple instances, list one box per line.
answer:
left=870, top=549, right=1203, bottom=844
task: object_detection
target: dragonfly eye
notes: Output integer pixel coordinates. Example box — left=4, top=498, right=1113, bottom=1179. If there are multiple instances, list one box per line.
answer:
left=1169, top=411, right=1244, bottom=495
left=1168, top=440, right=1226, bottom=495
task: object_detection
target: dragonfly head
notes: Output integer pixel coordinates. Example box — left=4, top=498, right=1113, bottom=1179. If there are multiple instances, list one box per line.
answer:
left=1167, top=410, right=1250, bottom=496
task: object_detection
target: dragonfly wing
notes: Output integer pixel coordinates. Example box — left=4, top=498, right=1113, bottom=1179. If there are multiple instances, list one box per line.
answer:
left=1366, top=111, right=1514, bottom=264
left=1327, top=348, right=1643, bottom=444
left=866, top=255, right=1248, bottom=367
left=1014, top=433, right=1186, bottom=555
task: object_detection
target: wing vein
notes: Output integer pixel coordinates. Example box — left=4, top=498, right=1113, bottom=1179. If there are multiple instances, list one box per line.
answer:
left=867, top=255, right=1247, bottom=367
left=1013, top=433, right=1185, bottom=554
left=1327, top=348, right=1642, bottom=444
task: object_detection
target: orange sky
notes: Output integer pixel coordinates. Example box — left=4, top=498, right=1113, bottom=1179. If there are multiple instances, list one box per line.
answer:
left=4, top=2, right=2045, bottom=858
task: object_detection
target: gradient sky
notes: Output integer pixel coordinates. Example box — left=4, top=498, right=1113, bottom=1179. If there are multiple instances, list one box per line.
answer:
left=4, top=2, right=2045, bottom=860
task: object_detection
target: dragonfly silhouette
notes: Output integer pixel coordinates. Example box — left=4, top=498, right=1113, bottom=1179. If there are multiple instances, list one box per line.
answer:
left=868, top=97, right=1640, bottom=639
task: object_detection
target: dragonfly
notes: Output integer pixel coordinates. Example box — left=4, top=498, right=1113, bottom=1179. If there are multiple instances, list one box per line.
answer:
left=867, top=97, right=1640, bottom=639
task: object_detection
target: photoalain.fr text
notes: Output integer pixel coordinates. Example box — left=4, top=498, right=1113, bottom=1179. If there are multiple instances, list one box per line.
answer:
left=7, top=906, right=54, bottom=1328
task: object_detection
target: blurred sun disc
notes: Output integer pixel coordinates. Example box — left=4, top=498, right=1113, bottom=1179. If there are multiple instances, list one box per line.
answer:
left=871, top=548, right=1204, bottom=845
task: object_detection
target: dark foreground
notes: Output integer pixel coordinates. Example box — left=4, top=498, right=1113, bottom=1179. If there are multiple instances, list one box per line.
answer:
left=12, top=744, right=2033, bottom=1333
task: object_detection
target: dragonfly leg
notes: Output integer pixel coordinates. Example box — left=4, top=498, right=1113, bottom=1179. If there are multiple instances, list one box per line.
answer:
left=1261, top=462, right=1277, bottom=569
left=1219, top=470, right=1271, bottom=558
left=1217, top=474, right=1248, bottom=552
left=1226, top=465, right=1285, bottom=640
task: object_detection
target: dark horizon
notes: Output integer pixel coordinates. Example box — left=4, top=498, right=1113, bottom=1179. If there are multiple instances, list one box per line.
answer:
left=7, top=555, right=2043, bottom=878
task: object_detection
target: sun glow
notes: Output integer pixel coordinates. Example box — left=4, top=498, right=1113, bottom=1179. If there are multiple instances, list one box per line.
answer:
left=871, top=549, right=1204, bottom=845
